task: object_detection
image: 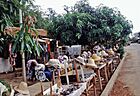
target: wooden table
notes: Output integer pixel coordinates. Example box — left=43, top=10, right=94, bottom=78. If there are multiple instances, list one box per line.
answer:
left=43, top=74, right=96, bottom=96
left=93, top=64, right=108, bottom=91
left=106, top=59, right=113, bottom=78
left=61, top=83, right=87, bottom=96
left=61, top=67, right=97, bottom=96
left=84, top=63, right=108, bottom=91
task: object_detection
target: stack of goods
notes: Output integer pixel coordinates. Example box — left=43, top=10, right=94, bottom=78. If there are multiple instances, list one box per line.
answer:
left=46, top=59, right=64, bottom=69
left=85, top=58, right=97, bottom=68
left=60, top=83, right=82, bottom=95
left=107, top=48, right=115, bottom=56
left=75, top=56, right=86, bottom=66
left=92, top=54, right=102, bottom=62
left=100, top=50, right=109, bottom=57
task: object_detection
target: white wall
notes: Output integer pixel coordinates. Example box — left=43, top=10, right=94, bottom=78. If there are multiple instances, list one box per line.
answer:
left=0, top=58, right=13, bottom=73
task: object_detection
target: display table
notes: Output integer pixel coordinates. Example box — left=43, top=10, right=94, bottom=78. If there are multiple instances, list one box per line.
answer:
left=106, top=59, right=113, bottom=78
left=43, top=83, right=58, bottom=96
left=85, top=63, right=107, bottom=91
left=61, top=83, right=87, bottom=96
left=43, top=72, right=96, bottom=96
left=95, top=64, right=108, bottom=91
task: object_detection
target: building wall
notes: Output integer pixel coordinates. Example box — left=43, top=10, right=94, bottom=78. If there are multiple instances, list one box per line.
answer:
left=0, top=58, right=12, bottom=73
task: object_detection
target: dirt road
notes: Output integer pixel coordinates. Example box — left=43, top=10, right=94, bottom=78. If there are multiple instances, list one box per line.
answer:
left=118, top=43, right=140, bottom=96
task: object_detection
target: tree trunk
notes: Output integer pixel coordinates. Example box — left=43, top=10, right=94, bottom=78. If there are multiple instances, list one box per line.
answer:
left=21, top=52, right=26, bottom=82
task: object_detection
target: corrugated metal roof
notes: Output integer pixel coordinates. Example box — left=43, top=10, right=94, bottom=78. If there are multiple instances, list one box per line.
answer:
left=4, top=27, right=47, bottom=37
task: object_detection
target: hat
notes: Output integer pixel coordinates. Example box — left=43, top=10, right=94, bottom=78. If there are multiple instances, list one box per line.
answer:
left=82, top=53, right=87, bottom=58
left=113, top=47, right=117, bottom=51
left=82, top=51, right=88, bottom=58
left=75, top=56, right=85, bottom=65
left=107, top=48, right=115, bottom=55
left=93, top=45, right=101, bottom=51
left=87, top=51, right=92, bottom=57
left=14, top=82, right=30, bottom=95
left=46, top=59, right=61, bottom=68
left=35, top=64, right=45, bottom=70
left=92, top=54, right=101, bottom=61
left=83, top=51, right=88, bottom=56
left=62, top=55, right=68, bottom=61
left=101, top=50, right=108, bottom=56
left=86, top=58, right=97, bottom=68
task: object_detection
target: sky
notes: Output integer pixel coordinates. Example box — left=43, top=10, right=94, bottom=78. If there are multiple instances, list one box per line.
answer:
left=34, top=0, right=140, bottom=33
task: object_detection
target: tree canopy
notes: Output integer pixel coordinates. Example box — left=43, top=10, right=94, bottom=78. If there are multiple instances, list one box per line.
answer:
left=46, top=0, right=133, bottom=47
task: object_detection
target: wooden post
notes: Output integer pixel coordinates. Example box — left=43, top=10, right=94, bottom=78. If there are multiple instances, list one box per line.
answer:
left=52, top=71, right=55, bottom=85
left=21, top=52, right=27, bottom=82
left=96, top=69, right=102, bottom=90
left=40, top=81, right=44, bottom=95
left=57, top=69, right=62, bottom=88
left=80, top=65, right=85, bottom=82
left=93, top=77, right=97, bottom=96
left=104, top=66, right=108, bottom=82
left=50, top=82, right=53, bottom=96
left=74, top=60, right=80, bottom=82
left=64, top=61, right=69, bottom=85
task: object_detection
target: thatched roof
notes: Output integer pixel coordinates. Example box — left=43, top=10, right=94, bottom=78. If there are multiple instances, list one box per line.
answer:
left=4, top=27, right=47, bottom=37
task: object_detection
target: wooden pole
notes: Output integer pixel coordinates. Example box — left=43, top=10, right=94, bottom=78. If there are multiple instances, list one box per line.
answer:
left=57, top=69, right=62, bottom=88
left=52, top=71, right=55, bottom=85
left=64, top=61, right=69, bottom=85
left=74, top=60, right=80, bottom=82
left=50, top=82, right=53, bottom=96
left=19, top=0, right=27, bottom=82
left=21, top=52, right=26, bottom=82
left=40, top=81, right=44, bottom=95
left=80, top=65, right=85, bottom=82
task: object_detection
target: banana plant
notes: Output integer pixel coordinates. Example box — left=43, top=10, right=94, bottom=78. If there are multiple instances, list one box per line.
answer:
left=12, top=15, right=43, bottom=82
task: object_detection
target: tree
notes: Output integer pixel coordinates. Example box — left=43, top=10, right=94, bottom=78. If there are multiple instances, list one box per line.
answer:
left=0, top=0, right=18, bottom=58
left=0, top=0, right=43, bottom=82
left=25, top=4, right=49, bottom=30
left=70, top=1, right=133, bottom=47
left=13, top=0, right=43, bottom=81
left=46, top=12, right=95, bottom=45
left=12, top=15, right=43, bottom=82
left=44, top=0, right=133, bottom=57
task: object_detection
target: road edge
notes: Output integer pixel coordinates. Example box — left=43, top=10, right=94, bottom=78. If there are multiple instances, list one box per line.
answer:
left=100, top=52, right=127, bottom=96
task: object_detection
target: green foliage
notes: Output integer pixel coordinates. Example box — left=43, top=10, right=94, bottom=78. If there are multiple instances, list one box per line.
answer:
left=12, top=21, right=43, bottom=57
left=117, top=44, right=124, bottom=59
left=25, top=5, right=49, bottom=29
left=46, top=12, right=95, bottom=45
left=0, top=0, right=42, bottom=58
left=46, top=0, right=133, bottom=47
left=0, top=14, right=14, bottom=58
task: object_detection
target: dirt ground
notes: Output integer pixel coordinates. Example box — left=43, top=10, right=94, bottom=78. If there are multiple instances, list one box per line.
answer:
left=109, top=79, right=134, bottom=96
left=0, top=71, right=37, bottom=87
left=109, top=44, right=140, bottom=96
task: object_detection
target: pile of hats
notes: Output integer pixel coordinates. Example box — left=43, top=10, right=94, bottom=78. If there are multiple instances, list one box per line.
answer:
left=75, top=55, right=99, bottom=68
left=107, top=48, right=115, bottom=55
left=92, top=54, right=101, bottom=62
left=101, top=50, right=108, bottom=57
left=46, top=59, right=64, bottom=69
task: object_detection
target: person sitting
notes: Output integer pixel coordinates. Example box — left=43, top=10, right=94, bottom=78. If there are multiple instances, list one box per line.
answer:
left=26, top=59, right=37, bottom=81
